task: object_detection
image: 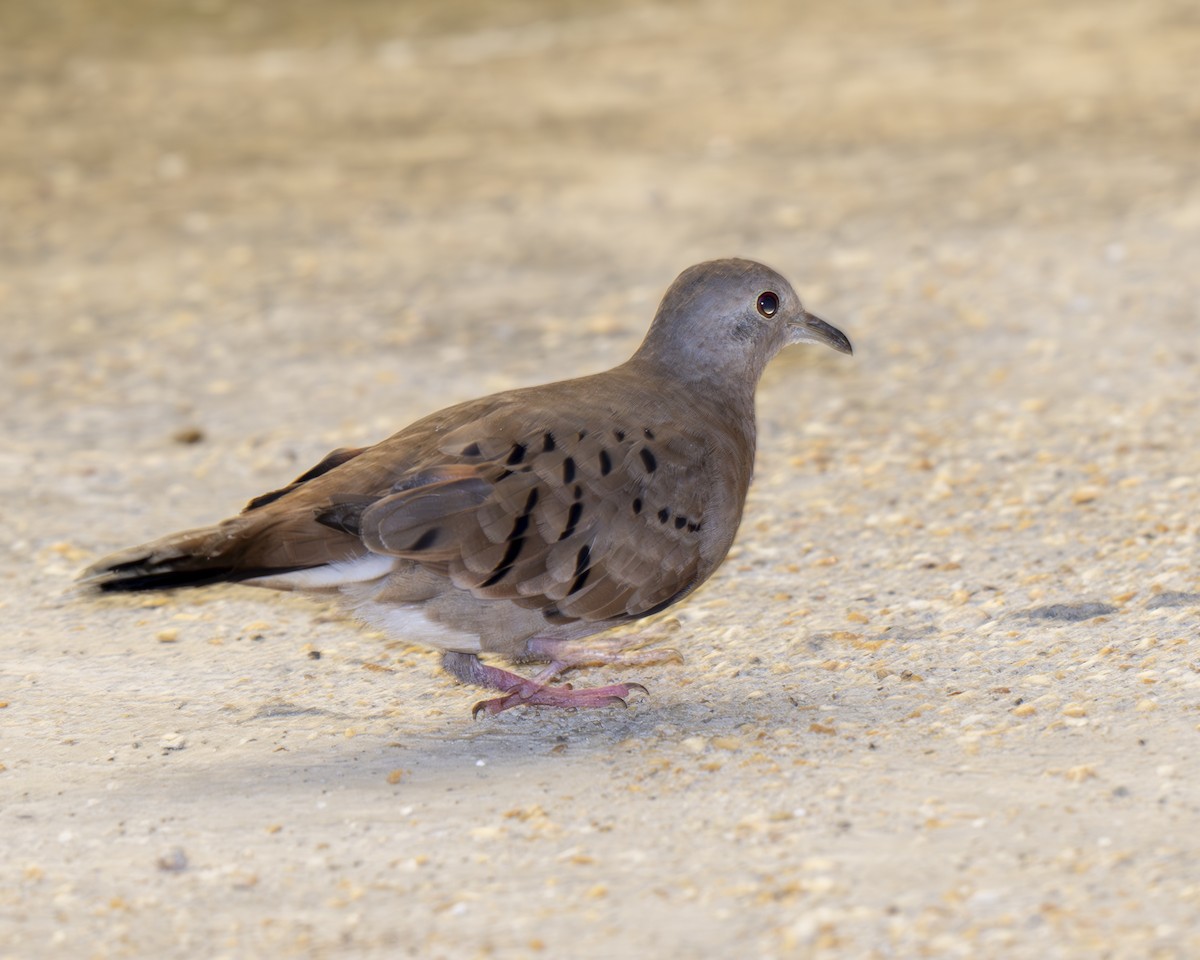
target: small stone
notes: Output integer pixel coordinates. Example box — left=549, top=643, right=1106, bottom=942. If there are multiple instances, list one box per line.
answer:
left=1021, top=603, right=1116, bottom=622
left=159, top=733, right=186, bottom=753
left=171, top=426, right=205, bottom=444
left=157, top=848, right=189, bottom=872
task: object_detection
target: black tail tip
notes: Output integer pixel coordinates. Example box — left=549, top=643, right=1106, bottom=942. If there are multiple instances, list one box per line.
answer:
left=80, top=558, right=236, bottom=593
left=91, top=569, right=226, bottom=592
left=80, top=559, right=310, bottom=592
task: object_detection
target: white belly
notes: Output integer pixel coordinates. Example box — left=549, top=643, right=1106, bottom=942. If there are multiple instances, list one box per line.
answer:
left=352, top=600, right=481, bottom=653
left=246, top=553, right=399, bottom=589
left=248, top=553, right=482, bottom=653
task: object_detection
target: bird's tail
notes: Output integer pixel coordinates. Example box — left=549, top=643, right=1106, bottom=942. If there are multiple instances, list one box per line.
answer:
left=79, top=522, right=307, bottom=593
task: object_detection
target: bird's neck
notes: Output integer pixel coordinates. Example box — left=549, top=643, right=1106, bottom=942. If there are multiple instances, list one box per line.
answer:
left=619, top=353, right=758, bottom=494
left=624, top=351, right=759, bottom=422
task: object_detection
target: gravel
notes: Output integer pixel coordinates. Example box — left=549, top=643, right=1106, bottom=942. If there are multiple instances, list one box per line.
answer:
left=2, top=1, right=1198, bottom=957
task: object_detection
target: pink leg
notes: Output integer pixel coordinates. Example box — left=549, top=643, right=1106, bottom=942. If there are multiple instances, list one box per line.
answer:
left=441, top=638, right=682, bottom=717
left=524, top=636, right=683, bottom=671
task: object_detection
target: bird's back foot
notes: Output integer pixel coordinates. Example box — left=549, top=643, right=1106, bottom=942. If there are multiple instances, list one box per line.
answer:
left=440, top=646, right=670, bottom=716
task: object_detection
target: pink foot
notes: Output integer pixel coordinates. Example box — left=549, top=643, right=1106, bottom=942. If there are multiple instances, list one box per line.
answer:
left=441, top=651, right=652, bottom=717
left=471, top=679, right=648, bottom=717
left=525, top=636, right=683, bottom=671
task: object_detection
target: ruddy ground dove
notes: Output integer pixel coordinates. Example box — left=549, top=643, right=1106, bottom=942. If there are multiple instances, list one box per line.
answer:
left=82, top=259, right=852, bottom=714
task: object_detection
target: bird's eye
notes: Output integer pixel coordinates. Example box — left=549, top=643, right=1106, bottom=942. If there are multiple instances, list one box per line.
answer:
left=756, top=292, right=779, bottom=318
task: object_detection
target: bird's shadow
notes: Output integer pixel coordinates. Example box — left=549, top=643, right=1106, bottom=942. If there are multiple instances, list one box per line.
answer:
left=142, top=677, right=733, bottom=805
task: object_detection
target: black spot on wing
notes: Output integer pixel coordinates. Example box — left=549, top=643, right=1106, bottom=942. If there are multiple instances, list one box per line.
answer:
left=480, top=538, right=524, bottom=588
left=411, top=528, right=440, bottom=551
left=559, top=501, right=584, bottom=541
left=568, top=566, right=590, bottom=595
left=567, top=545, right=592, bottom=596
left=480, top=488, right=538, bottom=587
left=508, top=512, right=531, bottom=540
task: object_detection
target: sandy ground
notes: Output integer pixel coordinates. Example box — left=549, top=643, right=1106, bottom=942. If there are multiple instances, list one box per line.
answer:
left=2, top=0, right=1199, bottom=957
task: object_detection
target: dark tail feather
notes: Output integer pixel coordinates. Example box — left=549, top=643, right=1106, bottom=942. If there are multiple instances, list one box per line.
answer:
left=87, top=559, right=300, bottom=593
left=92, top=563, right=231, bottom=592
left=79, top=525, right=306, bottom=593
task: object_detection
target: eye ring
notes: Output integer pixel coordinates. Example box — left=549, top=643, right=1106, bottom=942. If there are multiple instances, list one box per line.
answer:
left=756, top=291, right=779, bottom=318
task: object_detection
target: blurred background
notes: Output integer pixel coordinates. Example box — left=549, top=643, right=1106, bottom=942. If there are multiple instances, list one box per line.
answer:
left=2, top=1, right=1199, bottom=956
left=4, top=0, right=1197, bottom=470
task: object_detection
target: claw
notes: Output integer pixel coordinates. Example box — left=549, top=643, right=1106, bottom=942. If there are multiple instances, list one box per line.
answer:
left=468, top=680, right=649, bottom=716
left=444, top=644, right=663, bottom=716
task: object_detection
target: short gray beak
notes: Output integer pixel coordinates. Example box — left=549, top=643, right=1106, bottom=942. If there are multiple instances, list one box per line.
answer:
left=789, top=312, right=853, bottom=355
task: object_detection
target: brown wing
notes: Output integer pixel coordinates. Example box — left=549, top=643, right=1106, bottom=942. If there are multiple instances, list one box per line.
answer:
left=242, top=446, right=368, bottom=512
left=350, top=408, right=713, bottom=624
left=87, top=375, right=733, bottom=607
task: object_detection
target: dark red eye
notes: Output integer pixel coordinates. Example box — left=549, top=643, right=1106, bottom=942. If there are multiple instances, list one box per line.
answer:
left=756, top=292, right=779, bottom=318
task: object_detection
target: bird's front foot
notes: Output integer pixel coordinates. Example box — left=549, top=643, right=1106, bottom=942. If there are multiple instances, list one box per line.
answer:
left=470, top=680, right=648, bottom=717
left=441, top=650, right=655, bottom=716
